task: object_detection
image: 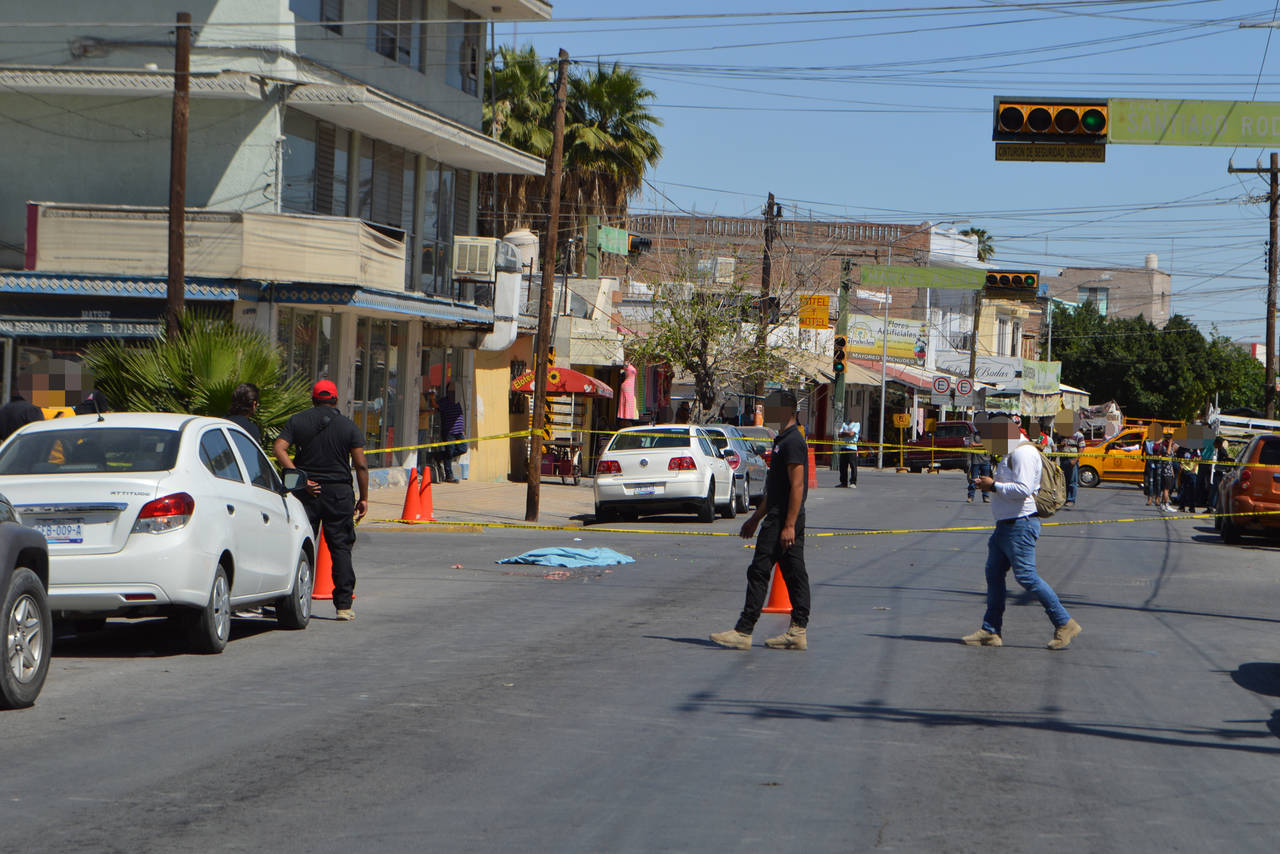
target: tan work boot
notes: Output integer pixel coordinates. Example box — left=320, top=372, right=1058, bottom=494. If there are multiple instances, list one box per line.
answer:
left=709, top=629, right=752, bottom=650
left=961, top=628, right=1003, bottom=647
left=1047, top=618, right=1081, bottom=650
left=335, top=608, right=355, bottom=622
left=764, top=624, right=807, bottom=650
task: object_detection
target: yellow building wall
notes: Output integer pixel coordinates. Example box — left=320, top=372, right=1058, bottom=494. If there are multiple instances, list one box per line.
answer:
left=472, top=349, right=514, bottom=482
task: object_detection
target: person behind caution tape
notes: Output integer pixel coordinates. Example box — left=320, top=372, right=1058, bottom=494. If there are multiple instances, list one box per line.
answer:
left=962, top=414, right=1082, bottom=651
left=711, top=389, right=811, bottom=651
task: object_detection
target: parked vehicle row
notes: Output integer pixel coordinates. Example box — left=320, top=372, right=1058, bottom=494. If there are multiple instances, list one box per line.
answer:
left=0, top=413, right=321, bottom=708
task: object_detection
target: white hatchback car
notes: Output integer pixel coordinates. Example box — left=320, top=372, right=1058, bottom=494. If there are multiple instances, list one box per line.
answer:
left=593, top=424, right=736, bottom=522
left=0, top=413, right=316, bottom=653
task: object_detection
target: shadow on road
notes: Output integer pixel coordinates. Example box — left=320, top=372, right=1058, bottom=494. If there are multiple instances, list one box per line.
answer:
left=52, top=616, right=280, bottom=659
left=644, top=634, right=720, bottom=648
left=676, top=691, right=1280, bottom=755
left=865, top=633, right=962, bottom=646
left=1231, top=662, right=1280, bottom=697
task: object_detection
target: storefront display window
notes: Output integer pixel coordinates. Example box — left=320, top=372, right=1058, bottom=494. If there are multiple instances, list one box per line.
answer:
left=351, top=318, right=407, bottom=453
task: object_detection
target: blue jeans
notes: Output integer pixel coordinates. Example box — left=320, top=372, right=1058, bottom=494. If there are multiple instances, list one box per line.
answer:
left=967, top=462, right=992, bottom=499
left=1062, top=459, right=1078, bottom=503
left=981, top=515, right=1070, bottom=635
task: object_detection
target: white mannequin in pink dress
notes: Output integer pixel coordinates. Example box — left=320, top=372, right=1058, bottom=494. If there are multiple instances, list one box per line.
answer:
left=617, top=362, right=638, bottom=421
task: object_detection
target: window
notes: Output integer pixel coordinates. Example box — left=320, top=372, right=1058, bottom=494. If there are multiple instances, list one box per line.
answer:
left=0, top=429, right=180, bottom=475
left=291, top=0, right=343, bottom=34
left=1079, top=286, right=1109, bottom=315
left=283, top=113, right=350, bottom=217
left=446, top=3, right=482, bottom=95
left=230, top=432, right=279, bottom=491
left=609, top=430, right=691, bottom=451
left=368, top=0, right=427, bottom=70
left=200, top=430, right=244, bottom=482
left=996, top=318, right=1011, bottom=356
left=277, top=307, right=333, bottom=383
left=419, top=161, right=457, bottom=295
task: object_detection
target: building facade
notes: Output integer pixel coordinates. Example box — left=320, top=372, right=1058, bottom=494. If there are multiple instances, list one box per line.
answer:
left=0, top=0, right=552, bottom=481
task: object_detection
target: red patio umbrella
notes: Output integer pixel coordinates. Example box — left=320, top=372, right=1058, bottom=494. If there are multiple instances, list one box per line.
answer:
left=511, top=367, right=615, bottom=398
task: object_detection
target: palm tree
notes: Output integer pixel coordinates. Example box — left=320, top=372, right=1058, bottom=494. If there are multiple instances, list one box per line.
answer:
left=563, top=61, right=663, bottom=225
left=83, top=314, right=312, bottom=444
left=482, top=46, right=553, bottom=237
left=960, top=227, right=995, bottom=262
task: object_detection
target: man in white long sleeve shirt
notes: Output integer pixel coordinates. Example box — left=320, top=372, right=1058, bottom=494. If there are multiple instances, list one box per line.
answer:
left=962, top=417, right=1082, bottom=651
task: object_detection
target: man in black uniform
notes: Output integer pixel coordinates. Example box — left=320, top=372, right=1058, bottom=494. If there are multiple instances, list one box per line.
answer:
left=273, top=380, right=369, bottom=621
left=711, top=389, right=811, bottom=650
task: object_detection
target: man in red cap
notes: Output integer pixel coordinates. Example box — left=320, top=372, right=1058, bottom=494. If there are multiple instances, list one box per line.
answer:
left=274, top=379, right=369, bottom=621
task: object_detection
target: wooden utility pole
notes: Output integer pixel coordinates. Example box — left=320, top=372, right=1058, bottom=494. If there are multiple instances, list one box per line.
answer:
left=525, top=49, right=570, bottom=522
left=754, top=193, right=780, bottom=401
left=1228, top=153, right=1280, bottom=418
left=165, top=12, right=192, bottom=338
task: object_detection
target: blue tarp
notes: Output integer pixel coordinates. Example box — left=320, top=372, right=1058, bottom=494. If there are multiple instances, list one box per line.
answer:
left=497, top=547, right=635, bottom=568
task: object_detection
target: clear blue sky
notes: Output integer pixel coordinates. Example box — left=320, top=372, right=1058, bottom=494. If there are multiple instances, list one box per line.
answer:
left=514, top=1, right=1280, bottom=343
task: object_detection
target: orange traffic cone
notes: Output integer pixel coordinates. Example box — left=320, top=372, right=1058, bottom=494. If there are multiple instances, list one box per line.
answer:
left=312, top=529, right=334, bottom=601
left=418, top=467, right=436, bottom=522
left=761, top=564, right=792, bottom=614
left=400, top=468, right=424, bottom=521
left=807, top=446, right=818, bottom=489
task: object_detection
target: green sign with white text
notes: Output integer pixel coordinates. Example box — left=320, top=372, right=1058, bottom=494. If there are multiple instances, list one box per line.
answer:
left=1110, top=98, right=1280, bottom=146
left=597, top=226, right=629, bottom=255
left=862, top=265, right=985, bottom=291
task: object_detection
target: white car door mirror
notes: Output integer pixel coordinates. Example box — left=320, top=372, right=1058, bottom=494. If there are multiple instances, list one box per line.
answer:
left=281, top=469, right=308, bottom=492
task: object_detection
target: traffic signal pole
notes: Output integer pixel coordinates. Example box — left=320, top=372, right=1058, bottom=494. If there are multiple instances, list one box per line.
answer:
left=1228, top=153, right=1279, bottom=418
left=831, top=259, right=852, bottom=469
left=755, top=193, right=780, bottom=403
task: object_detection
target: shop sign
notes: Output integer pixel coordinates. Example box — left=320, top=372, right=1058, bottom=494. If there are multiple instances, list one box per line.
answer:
left=0, top=318, right=161, bottom=338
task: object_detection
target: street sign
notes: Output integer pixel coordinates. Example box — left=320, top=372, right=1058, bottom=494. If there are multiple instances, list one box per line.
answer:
left=1110, top=98, right=1280, bottom=146
left=956, top=378, right=973, bottom=396
left=799, top=295, right=830, bottom=329
left=862, top=266, right=985, bottom=291
left=932, top=376, right=951, bottom=395
left=597, top=226, right=629, bottom=255
left=995, top=142, right=1105, bottom=163
left=892, top=412, right=912, bottom=429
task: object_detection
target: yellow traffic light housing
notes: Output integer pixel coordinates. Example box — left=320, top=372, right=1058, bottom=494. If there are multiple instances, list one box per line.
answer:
left=993, top=98, right=1108, bottom=143
left=984, top=270, right=1044, bottom=300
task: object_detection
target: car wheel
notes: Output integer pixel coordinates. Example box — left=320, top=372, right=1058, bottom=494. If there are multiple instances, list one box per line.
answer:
left=0, top=568, right=51, bottom=710
left=276, top=549, right=314, bottom=630
left=185, top=564, right=231, bottom=654
left=1078, top=466, right=1100, bottom=488
left=736, top=477, right=750, bottom=513
left=698, top=480, right=716, bottom=523
left=720, top=484, right=738, bottom=519
left=1221, top=513, right=1242, bottom=544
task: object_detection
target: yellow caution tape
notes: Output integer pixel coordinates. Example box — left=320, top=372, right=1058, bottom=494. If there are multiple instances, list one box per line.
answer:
left=376, top=508, right=1280, bottom=537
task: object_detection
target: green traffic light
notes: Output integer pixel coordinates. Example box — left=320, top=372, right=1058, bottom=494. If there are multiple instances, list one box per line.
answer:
left=1081, top=108, right=1106, bottom=134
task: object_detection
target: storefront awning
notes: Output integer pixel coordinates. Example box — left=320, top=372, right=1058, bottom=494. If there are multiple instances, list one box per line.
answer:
left=0, top=272, right=243, bottom=301
left=288, top=84, right=545, bottom=176
left=268, top=283, right=494, bottom=325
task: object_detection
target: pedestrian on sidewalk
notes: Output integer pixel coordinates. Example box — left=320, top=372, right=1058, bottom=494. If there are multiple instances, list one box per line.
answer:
left=1058, top=428, right=1082, bottom=506
left=962, top=415, right=1081, bottom=651
left=836, top=418, right=859, bottom=487
left=273, top=380, right=369, bottom=622
left=711, top=389, right=811, bottom=651
left=966, top=441, right=992, bottom=504
left=225, top=382, right=262, bottom=445
left=436, top=382, right=465, bottom=483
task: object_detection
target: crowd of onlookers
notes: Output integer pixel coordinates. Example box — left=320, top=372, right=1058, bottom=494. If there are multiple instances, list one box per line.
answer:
left=1142, top=433, right=1231, bottom=513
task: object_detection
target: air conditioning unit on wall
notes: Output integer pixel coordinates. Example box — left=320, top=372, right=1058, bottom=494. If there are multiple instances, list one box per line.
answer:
left=453, top=236, right=498, bottom=281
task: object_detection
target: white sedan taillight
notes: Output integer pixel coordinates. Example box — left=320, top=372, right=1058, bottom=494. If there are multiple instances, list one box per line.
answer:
left=132, top=492, right=195, bottom=534
left=724, top=451, right=741, bottom=470
left=668, top=456, right=697, bottom=471
left=597, top=459, right=621, bottom=475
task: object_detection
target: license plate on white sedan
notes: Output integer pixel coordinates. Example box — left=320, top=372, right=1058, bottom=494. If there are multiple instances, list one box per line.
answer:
left=33, top=517, right=85, bottom=544
left=630, top=483, right=660, bottom=496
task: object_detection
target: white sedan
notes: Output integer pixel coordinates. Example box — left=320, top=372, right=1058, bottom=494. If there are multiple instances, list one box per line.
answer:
left=593, top=424, right=736, bottom=522
left=0, top=413, right=316, bottom=653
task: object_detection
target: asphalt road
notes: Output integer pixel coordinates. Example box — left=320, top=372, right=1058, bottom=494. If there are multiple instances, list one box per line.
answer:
left=5, top=469, right=1280, bottom=853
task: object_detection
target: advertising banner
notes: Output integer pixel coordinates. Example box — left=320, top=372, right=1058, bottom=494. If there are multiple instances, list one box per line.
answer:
left=1021, top=359, right=1061, bottom=395
left=845, top=312, right=928, bottom=366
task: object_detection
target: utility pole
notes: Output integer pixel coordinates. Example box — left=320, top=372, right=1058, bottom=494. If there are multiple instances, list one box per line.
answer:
left=754, top=193, right=781, bottom=402
left=1229, top=153, right=1280, bottom=418
left=165, top=11, right=191, bottom=338
left=831, top=258, right=852, bottom=469
left=526, top=49, right=569, bottom=522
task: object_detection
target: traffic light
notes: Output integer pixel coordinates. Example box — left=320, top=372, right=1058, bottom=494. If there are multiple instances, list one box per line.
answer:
left=984, top=270, right=1042, bottom=299
left=993, top=98, right=1108, bottom=143
left=833, top=335, right=847, bottom=376
left=627, top=234, right=652, bottom=255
